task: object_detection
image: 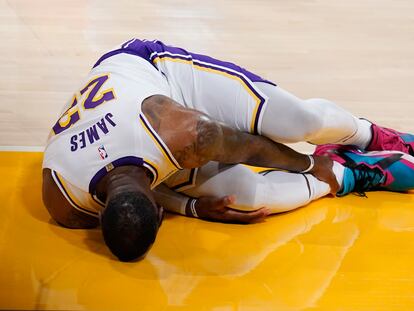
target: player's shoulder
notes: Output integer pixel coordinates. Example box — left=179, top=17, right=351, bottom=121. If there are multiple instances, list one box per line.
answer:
left=41, top=168, right=99, bottom=229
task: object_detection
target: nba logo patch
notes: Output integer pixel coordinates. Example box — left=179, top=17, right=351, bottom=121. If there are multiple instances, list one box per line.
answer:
left=98, top=145, right=108, bottom=159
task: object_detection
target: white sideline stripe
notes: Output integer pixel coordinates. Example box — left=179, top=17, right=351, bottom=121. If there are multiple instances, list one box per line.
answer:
left=0, top=146, right=44, bottom=152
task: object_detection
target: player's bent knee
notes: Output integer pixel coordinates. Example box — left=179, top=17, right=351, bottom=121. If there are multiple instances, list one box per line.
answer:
left=300, top=98, right=331, bottom=137
left=260, top=98, right=326, bottom=143
left=42, top=169, right=99, bottom=229
left=304, top=97, right=356, bottom=143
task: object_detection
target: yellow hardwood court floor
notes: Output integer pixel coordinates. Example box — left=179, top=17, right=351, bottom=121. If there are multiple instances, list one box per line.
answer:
left=3, top=0, right=414, bottom=310
left=2, top=151, right=414, bottom=310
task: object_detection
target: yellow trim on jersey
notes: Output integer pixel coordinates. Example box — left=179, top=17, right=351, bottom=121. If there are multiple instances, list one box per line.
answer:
left=55, top=172, right=85, bottom=208
left=53, top=171, right=99, bottom=217
left=142, top=158, right=160, bottom=188
left=139, top=115, right=182, bottom=170
left=152, top=56, right=262, bottom=133
left=142, top=157, right=178, bottom=189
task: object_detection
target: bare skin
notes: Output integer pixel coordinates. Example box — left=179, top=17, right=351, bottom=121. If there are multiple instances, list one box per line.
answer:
left=142, top=95, right=338, bottom=188
left=42, top=94, right=338, bottom=227
left=42, top=166, right=159, bottom=228
left=42, top=165, right=267, bottom=227
left=42, top=168, right=99, bottom=229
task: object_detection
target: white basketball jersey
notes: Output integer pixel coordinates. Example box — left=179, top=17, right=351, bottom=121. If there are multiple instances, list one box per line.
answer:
left=43, top=53, right=182, bottom=215
left=43, top=38, right=273, bottom=216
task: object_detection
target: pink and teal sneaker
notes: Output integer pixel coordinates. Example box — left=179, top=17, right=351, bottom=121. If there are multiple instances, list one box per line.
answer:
left=367, top=122, right=414, bottom=155
left=314, top=144, right=414, bottom=196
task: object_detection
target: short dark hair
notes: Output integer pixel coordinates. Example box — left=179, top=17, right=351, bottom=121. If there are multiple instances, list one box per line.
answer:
left=101, top=191, right=159, bottom=261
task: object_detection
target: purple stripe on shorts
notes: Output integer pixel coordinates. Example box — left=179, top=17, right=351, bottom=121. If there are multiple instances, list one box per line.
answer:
left=95, top=38, right=276, bottom=86
left=88, top=156, right=145, bottom=194
left=154, top=54, right=267, bottom=134
left=148, top=40, right=276, bottom=86
left=191, top=58, right=266, bottom=100
left=121, top=38, right=136, bottom=49
left=93, top=38, right=156, bottom=68
left=253, top=100, right=266, bottom=134
left=145, top=40, right=274, bottom=134
left=93, top=38, right=274, bottom=134
left=93, top=48, right=156, bottom=69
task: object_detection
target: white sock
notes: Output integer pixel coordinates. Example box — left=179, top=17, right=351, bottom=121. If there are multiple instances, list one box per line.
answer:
left=341, top=118, right=372, bottom=149
left=332, top=161, right=345, bottom=189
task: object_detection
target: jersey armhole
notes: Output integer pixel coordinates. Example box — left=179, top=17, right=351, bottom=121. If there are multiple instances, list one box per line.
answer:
left=87, top=156, right=159, bottom=195
left=51, top=170, right=99, bottom=218
left=139, top=113, right=182, bottom=170
left=168, top=168, right=198, bottom=192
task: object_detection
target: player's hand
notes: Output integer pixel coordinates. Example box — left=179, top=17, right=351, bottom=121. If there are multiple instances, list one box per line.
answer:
left=310, top=155, right=340, bottom=194
left=192, top=195, right=270, bottom=224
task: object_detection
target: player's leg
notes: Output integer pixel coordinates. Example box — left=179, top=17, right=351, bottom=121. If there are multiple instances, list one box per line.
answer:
left=134, top=39, right=414, bottom=154
left=255, top=82, right=414, bottom=155
left=254, top=82, right=373, bottom=148
left=146, top=39, right=372, bottom=147
left=181, top=162, right=345, bottom=214
left=182, top=144, right=414, bottom=214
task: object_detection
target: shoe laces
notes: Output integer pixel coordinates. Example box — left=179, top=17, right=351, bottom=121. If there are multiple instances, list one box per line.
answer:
left=350, top=163, right=385, bottom=197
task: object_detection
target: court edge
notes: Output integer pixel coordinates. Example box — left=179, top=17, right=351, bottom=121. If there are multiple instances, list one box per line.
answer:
left=0, top=146, right=44, bottom=152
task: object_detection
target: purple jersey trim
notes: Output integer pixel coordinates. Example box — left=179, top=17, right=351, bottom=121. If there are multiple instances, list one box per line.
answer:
left=152, top=53, right=267, bottom=134
left=93, top=38, right=275, bottom=134
left=88, top=156, right=150, bottom=194
left=148, top=42, right=276, bottom=86
left=121, top=38, right=136, bottom=49
left=94, top=38, right=276, bottom=86
left=93, top=48, right=156, bottom=69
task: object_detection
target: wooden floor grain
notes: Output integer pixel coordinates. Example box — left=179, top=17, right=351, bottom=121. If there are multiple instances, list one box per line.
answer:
left=2, top=0, right=414, bottom=146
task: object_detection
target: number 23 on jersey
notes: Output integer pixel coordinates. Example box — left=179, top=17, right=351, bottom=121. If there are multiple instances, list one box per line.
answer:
left=52, top=74, right=116, bottom=135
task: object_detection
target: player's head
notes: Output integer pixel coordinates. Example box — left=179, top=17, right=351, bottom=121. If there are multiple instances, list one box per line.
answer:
left=100, top=190, right=163, bottom=262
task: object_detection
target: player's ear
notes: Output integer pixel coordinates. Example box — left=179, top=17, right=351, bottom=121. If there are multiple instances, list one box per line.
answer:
left=101, top=191, right=159, bottom=261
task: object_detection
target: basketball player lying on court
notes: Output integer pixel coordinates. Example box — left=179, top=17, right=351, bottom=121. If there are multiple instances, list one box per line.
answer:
left=42, top=39, right=414, bottom=261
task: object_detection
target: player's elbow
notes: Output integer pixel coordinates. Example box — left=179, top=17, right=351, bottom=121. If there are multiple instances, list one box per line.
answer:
left=195, top=117, right=224, bottom=163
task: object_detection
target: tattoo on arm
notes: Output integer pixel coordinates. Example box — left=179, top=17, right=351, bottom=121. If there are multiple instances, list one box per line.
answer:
left=141, top=94, right=309, bottom=172
left=173, top=144, right=196, bottom=164
left=200, top=121, right=311, bottom=172
left=194, top=117, right=223, bottom=164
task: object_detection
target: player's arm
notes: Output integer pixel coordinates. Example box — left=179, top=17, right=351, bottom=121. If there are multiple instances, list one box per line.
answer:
left=42, top=169, right=99, bottom=229
left=143, top=95, right=338, bottom=192
left=153, top=184, right=269, bottom=224
left=195, top=117, right=338, bottom=192
left=196, top=117, right=311, bottom=171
